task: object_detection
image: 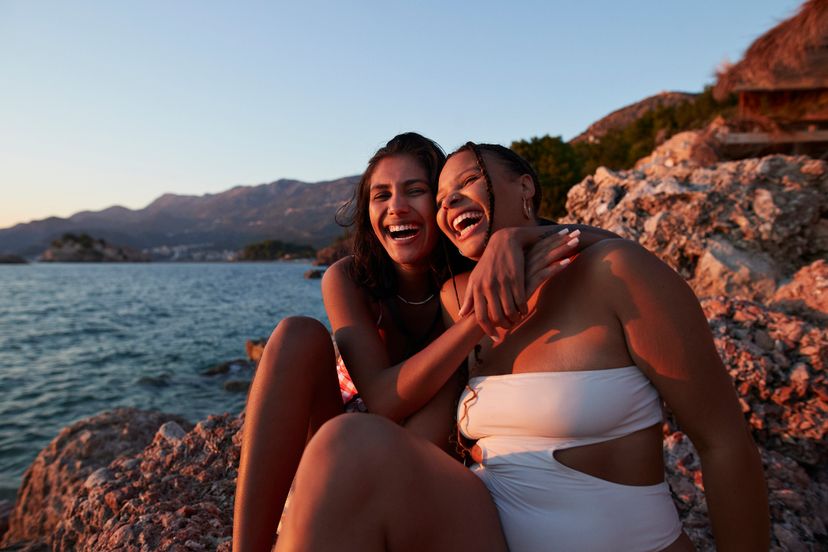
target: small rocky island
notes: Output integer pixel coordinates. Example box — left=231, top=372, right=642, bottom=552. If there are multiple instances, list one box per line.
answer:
left=40, top=233, right=150, bottom=263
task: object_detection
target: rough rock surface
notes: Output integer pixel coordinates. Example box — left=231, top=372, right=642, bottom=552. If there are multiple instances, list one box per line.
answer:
left=662, top=295, right=828, bottom=550
left=565, top=143, right=827, bottom=306
left=0, top=409, right=190, bottom=549
left=49, top=414, right=241, bottom=552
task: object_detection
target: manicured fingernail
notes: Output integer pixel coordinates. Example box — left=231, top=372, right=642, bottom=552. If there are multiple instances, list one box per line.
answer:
left=559, top=258, right=571, bottom=266
left=566, top=237, right=579, bottom=247
left=569, top=229, right=581, bottom=238
left=557, top=228, right=570, bottom=235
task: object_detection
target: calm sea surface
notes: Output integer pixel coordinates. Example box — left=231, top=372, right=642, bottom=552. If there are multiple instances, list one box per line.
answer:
left=0, top=262, right=328, bottom=499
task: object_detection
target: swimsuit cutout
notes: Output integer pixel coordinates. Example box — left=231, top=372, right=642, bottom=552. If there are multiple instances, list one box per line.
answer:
left=459, top=367, right=682, bottom=552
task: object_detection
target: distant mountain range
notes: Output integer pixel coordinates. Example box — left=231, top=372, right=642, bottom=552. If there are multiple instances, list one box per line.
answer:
left=2, top=90, right=703, bottom=260
left=1, top=177, right=359, bottom=259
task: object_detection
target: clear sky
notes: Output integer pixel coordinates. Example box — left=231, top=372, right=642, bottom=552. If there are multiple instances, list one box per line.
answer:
left=0, top=0, right=804, bottom=229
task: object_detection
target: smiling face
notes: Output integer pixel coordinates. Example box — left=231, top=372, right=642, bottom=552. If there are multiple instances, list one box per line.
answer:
left=436, top=149, right=533, bottom=260
left=368, top=154, right=439, bottom=270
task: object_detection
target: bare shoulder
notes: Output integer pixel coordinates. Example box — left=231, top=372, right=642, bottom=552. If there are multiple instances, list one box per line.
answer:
left=322, top=256, right=358, bottom=295
left=574, top=238, right=674, bottom=286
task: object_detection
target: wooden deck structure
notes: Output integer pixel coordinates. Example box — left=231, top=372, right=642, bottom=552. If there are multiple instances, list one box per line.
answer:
left=715, top=0, right=828, bottom=156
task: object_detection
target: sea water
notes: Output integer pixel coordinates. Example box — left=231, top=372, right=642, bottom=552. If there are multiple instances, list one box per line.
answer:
left=0, top=262, right=328, bottom=499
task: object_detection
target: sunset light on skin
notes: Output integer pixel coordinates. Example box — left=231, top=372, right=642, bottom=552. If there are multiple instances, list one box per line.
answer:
left=0, top=0, right=802, bottom=229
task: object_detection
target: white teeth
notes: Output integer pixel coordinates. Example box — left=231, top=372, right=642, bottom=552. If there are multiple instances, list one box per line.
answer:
left=451, top=211, right=483, bottom=232
left=388, top=224, right=419, bottom=233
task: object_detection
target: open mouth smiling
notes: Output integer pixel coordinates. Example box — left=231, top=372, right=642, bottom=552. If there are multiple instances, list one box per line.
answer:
left=386, top=223, right=422, bottom=242
left=450, top=210, right=485, bottom=240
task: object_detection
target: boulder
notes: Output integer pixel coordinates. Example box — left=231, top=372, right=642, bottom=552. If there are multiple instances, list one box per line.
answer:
left=773, top=259, right=828, bottom=319
left=48, top=413, right=242, bottom=551
left=303, top=268, right=325, bottom=279
left=564, top=145, right=827, bottom=309
left=245, top=339, right=266, bottom=365
left=0, top=409, right=190, bottom=548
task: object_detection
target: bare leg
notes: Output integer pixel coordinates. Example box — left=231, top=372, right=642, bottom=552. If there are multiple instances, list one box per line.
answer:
left=234, top=316, right=344, bottom=552
left=276, top=414, right=507, bottom=552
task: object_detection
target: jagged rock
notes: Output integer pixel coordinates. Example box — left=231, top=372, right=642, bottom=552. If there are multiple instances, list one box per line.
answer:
left=245, top=339, right=266, bottom=365
left=634, top=130, right=720, bottom=176
left=202, top=359, right=252, bottom=376
left=304, top=268, right=325, bottom=279
left=0, top=409, right=190, bottom=548
left=223, top=380, right=251, bottom=393
left=664, top=431, right=828, bottom=551
left=564, top=145, right=827, bottom=308
left=314, top=235, right=352, bottom=266
left=0, top=499, right=13, bottom=539
left=699, top=296, right=827, bottom=468
left=773, top=259, right=828, bottom=319
left=48, top=413, right=242, bottom=552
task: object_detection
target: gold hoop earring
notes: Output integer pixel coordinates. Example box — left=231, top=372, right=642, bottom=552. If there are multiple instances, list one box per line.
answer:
left=522, top=197, right=532, bottom=220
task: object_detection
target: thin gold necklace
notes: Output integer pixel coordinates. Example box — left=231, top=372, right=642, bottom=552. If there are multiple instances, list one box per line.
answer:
left=396, top=293, right=435, bottom=306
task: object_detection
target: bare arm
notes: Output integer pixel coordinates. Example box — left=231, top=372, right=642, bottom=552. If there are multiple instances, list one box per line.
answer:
left=598, top=240, right=769, bottom=551
left=322, top=258, right=485, bottom=423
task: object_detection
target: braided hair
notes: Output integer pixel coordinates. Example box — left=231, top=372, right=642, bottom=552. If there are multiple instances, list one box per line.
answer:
left=446, top=142, right=542, bottom=252
left=445, top=141, right=544, bottom=462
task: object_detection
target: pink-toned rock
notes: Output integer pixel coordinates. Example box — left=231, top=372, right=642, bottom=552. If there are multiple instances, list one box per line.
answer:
left=48, top=413, right=242, bottom=551
left=634, top=130, right=720, bottom=177
left=564, top=145, right=827, bottom=305
left=0, top=409, right=190, bottom=549
left=245, top=338, right=266, bottom=365
left=773, top=259, right=828, bottom=318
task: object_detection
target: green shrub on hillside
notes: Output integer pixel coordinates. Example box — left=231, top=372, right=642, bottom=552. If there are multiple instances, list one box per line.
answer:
left=573, top=87, right=736, bottom=175
left=510, top=136, right=583, bottom=219
left=52, top=233, right=103, bottom=249
left=239, top=239, right=315, bottom=261
left=511, top=87, right=736, bottom=218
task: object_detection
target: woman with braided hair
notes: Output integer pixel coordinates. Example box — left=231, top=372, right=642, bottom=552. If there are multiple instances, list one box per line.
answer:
left=274, top=142, right=768, bottom=551
left=233, top=133, right=613, bottom=551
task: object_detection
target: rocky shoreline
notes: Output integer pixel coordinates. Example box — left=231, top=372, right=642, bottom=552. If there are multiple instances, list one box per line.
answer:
left=1, top=132, right=826, bottom=551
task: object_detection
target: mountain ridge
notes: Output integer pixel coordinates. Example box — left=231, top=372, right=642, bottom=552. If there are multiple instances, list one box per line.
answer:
left=1, top=176, right=360, bottom=259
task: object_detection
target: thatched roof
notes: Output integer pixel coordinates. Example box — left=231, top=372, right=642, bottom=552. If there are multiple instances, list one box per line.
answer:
left=715, top=0, right=828, bottom=99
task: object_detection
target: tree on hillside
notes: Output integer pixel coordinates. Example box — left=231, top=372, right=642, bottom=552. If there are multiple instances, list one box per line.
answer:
left=510, top=135, right=583, bottom=219
left=238, top=239, right=315, bottom=261
left=573, top=86, right=736, bottom=174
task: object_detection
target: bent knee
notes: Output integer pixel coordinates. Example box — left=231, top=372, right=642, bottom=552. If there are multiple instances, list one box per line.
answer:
left=259, top=316, right=335, bottom=370
left=272, top=315, right=331, bottom=345
left=304, top=414, right=399, bottom=472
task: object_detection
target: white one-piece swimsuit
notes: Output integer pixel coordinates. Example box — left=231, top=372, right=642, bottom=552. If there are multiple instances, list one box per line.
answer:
left=458, top=367, right=683, bottom=552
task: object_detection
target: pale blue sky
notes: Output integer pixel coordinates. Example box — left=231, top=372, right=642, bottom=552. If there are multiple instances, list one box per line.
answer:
left=1, top=0, right=803, bottom=228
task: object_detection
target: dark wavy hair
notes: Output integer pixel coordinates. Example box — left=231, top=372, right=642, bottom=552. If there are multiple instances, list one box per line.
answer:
left=336, top=132, right=458, bottom=298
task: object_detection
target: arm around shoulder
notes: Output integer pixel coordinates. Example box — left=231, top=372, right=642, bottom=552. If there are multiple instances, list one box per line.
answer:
left=323, top=259, right=483, bottom=423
